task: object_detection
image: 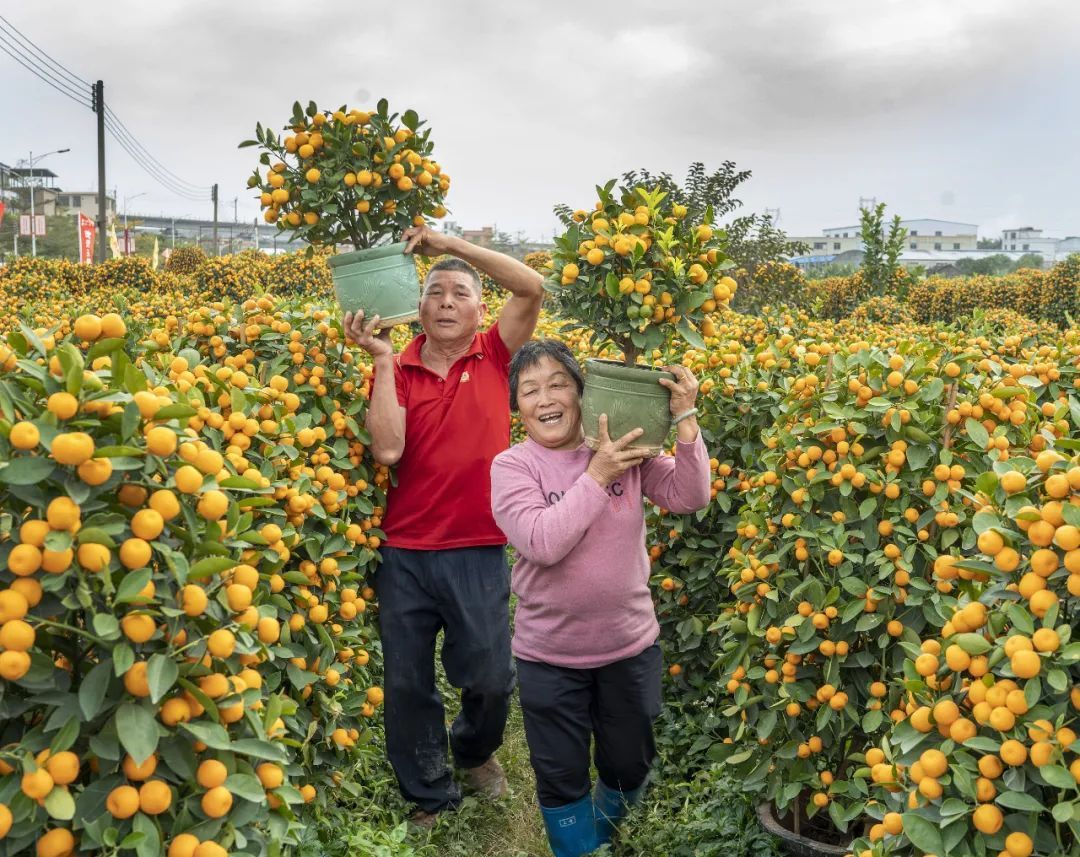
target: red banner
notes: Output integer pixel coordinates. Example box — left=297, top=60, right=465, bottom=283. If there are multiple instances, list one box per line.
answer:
left=0, top=201, right=5, bottom=225
left=78, top=213, right=96, bottom=264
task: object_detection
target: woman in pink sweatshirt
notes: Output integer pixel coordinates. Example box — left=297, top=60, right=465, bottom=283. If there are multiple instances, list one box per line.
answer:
left=490, top=340, right=710, bottom=857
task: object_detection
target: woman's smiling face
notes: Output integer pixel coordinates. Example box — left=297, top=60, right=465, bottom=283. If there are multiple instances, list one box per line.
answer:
left=516, top=355, right=583, bottom=450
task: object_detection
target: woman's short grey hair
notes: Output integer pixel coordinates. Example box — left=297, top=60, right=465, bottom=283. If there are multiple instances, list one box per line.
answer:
left=509, top=340, right=584, bottom=411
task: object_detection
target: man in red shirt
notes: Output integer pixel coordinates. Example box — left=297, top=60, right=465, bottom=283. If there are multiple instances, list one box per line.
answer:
left=343, top=225, right=543, bottom=824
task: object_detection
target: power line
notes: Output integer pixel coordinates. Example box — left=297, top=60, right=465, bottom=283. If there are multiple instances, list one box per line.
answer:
left=0, top=15, right=213, bottom=204
left=104, top=116, right=210, bottom=199
left=104, top=107, right=208, bottom=192
left=0, top=13, right=88, bottom=88
left=0, top=30, right=90, bottom=107
left=103, top=116, right=209, bottom=202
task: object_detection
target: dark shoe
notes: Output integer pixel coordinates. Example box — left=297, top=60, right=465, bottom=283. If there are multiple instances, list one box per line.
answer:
left=593, top=777, right=648, bottom=844
left=463, top=756, right=507, bottom=799
left=408, top=808, right=440, bottom=829
left=540, top=793, right=602, bottom=857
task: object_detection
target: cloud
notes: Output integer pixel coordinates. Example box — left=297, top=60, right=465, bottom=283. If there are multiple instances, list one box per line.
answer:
left=2, top=0, right=1078, bottom=240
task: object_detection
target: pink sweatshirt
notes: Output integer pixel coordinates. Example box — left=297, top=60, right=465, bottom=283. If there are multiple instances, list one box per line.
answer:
left=490, top=434, right=710, bottom=669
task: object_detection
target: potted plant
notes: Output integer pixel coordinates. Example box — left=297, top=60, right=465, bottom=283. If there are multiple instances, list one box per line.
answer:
left=547, top=178, right=737, bottom=455
left=242, top=98, right=451, bottom=325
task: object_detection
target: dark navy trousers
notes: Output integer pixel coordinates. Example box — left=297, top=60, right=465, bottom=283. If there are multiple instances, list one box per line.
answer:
left=374, top=545, right=515, bottom=812
left=517, top=643, right=662, bottom=807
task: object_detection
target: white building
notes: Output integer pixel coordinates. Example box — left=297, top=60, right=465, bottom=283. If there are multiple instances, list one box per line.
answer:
left=791, top=219, right=979, bottom=255
left=1001, top=227, right=1080, bottom=261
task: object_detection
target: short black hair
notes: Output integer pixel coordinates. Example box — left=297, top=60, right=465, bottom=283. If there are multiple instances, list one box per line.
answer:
left=509, top=339, right=585, bottom=411
left=424, top=258, right=482, bottom=297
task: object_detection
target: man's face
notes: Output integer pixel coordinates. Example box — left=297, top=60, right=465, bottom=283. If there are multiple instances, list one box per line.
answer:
left=418, top=271, right=485, bottom=344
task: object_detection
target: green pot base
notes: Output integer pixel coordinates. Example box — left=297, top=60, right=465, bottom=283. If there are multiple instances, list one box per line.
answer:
left=580, top=359, right=673, bottom=458
left=329, top=242, right=421, bottom=326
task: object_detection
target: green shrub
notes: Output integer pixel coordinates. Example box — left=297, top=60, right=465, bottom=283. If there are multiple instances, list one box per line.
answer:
left=164, top=245, right=208, bottom=275
left=607, top=766, right=780, bottom=857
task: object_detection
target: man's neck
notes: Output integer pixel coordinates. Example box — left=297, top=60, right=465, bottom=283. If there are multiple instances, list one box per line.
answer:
left=420, top=334, right=474, bottom=375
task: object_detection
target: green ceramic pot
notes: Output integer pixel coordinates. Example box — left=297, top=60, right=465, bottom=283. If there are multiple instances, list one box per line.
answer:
left=581, top=359, right=674, bottom=457
left=328, top=242, right=421, bottom=326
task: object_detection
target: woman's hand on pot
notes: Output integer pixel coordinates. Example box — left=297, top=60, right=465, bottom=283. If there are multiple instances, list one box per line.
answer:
left=586, top=414, right=645, bottom=487
left=659, top=365, right=700, bottom=415
left=343, top=310, right=393, bottom=359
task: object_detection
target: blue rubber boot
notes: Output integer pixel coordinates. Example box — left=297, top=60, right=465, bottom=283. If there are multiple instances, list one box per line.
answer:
left=593, top=778, right=647, bottom=844
left=540, top=793, right=602, bottom=857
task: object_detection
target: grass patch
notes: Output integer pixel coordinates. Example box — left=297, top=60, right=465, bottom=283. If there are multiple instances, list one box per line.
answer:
left=300, top=633, right=777, bottom=856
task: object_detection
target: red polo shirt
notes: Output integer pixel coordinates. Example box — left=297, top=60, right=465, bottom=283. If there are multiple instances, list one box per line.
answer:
left=381, top=323, right=512, bottom=550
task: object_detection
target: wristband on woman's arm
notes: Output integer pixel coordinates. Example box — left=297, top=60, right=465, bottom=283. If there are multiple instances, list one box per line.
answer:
left=673, top=408, right=698, bottom=425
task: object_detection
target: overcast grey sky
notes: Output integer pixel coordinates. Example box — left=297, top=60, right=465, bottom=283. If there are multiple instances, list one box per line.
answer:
left=3, top=0, right=1078, bottom=241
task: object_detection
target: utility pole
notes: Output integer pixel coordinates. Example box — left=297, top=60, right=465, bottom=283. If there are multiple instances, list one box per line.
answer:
left=29, top=150, right=36, bottom=257
left=211, top=183, right=219, bottom=256
left=254, top=217, right=259, bottom=252
left=92, top=80, right=107, bottom=263
left=232, top=197, right=237, bottom=253
left=26, top=148, right=70, bottom=257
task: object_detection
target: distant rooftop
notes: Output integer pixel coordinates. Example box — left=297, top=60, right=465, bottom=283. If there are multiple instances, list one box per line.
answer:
left=9, top=167, right=59, bottom=179
left=823, top=218, right=979, bottom=232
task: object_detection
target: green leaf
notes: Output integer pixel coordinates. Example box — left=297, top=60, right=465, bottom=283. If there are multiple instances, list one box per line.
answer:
left=604, top=272, right=620, bottom=299
left=901, top=813, right=945, bottom=854
left=963, top=729, right=1002, bottom=751
left=1053, top=801, right=1076, bottom=823
left=44, top=785, right=76, bottom=820
left=116, top=704, right=159, bottom=765
left=132, top=812, right=161, bottom=857
left=218, top=477, right=263, bottom=491
left=92, top=614, right=121, bottom=640
left=79, top=659, right=113, bottom=720
left=115, top=569, right=153, bottom=603
left=224, top=773, right=267, bottom=803
left=113, top=642, right=135, bottom=677
left=87, top=337, right=128, bottom=361
left=1040, top=765, right=1076, bottom=790
left=1024, top=676, right=1042, bottom=710
left=229, top=738, right=289, bottom=762
left=77, top=527, right=118, bottom=549
left=94, top=445, right=145, bottom=458
left=1007, top=603, right=1035, bottom=636
left=180, top=721, right=232, bottom=751
left=121, top=400, right=141, bottom=438
left=188, top=556, right=237, bottom=580
left=965, top=418, right=989, bottom=450
left=1048, top=668, right=1068, bottom=693
left=996, top=791, right=1046, bottom=812
left=49, top=715, right=81, bottom=754
left=862, top=709, right=884, bottom=733
left=44, top=530, right=73, bottom=552
left=153, top=403, right=197, bottom=421
left=147, top=654, right=179, bottom=704
left=287, top=664, right=319, bottom=689
left=0, top=456, right=55, bottom=485
left=954, top=633, right=991, bottom=655
left=676, top=318, right=706, bottom=350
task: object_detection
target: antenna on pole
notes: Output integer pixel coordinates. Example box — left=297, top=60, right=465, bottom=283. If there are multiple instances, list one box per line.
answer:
left=764, top=208, right=781, bottom=225
left=859, top=196, right=877, bottom=213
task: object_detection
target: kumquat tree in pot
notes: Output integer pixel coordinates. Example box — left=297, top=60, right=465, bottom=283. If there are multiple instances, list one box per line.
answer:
left=545, top=172, right=740, bottom=455
left=242, top=98, right=452, bottom=327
